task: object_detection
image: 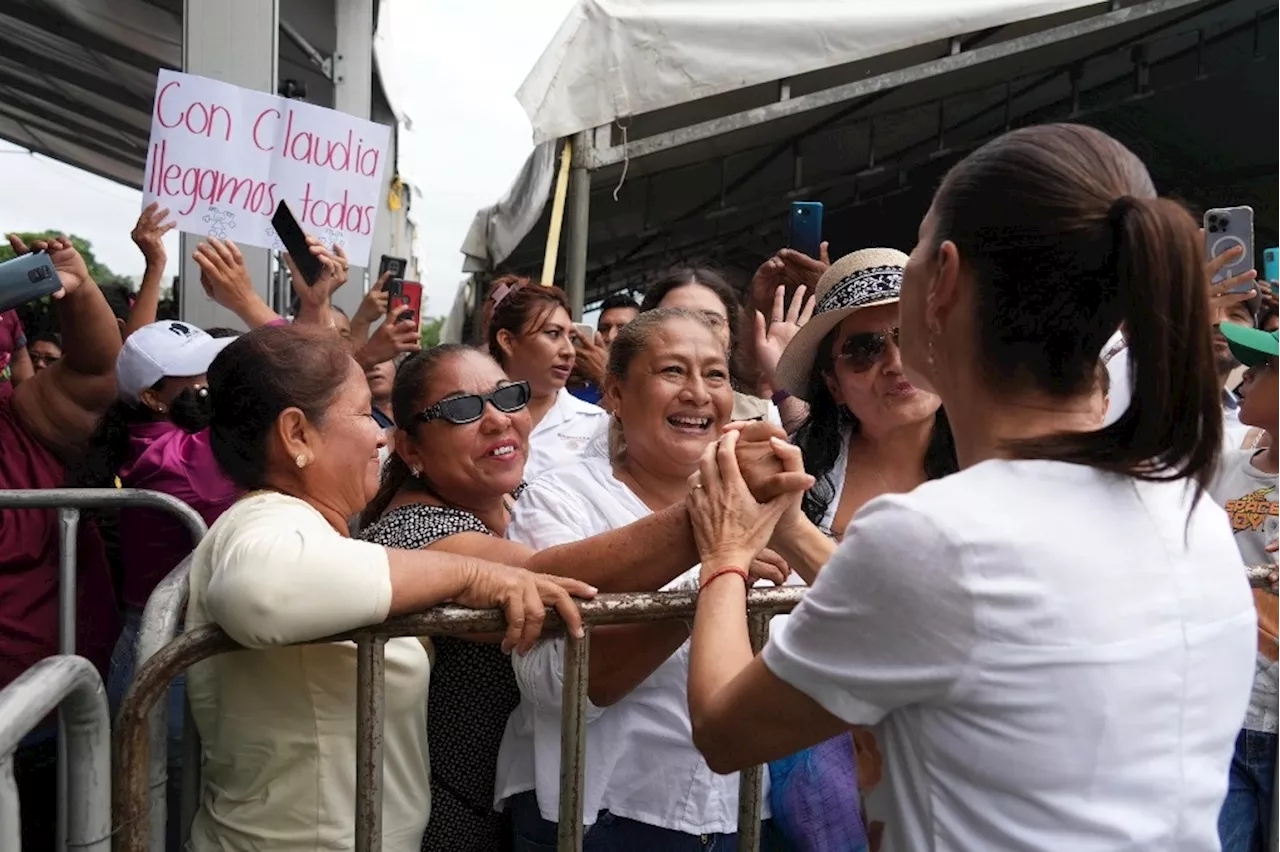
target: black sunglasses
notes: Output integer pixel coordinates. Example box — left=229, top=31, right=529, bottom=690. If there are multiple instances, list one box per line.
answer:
left=415, top=382, right=531, bottom=425
left=837, top=327, right=900, bottom=372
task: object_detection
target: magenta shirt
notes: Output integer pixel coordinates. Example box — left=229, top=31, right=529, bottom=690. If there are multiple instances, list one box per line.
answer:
left=117, top=422, right=241, bottom=610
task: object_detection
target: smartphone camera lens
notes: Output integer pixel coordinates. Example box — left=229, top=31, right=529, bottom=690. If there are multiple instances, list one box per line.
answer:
left=1220, top=216, right=1230, bottom=228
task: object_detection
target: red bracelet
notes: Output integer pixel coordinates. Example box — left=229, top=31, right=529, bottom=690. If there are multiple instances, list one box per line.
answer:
left=701, top=566, right=749, bottom=591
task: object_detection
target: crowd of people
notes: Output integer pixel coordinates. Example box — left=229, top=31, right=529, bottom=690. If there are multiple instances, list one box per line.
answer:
left=1, top=122, right=1276, bottom=852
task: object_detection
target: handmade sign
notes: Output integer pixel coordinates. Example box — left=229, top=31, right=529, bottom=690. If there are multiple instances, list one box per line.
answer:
left=142, top=69, right=391, bottom=263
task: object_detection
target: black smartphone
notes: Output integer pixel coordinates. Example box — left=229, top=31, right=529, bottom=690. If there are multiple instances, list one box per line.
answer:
left=271, top=201, right=323, bottom=285
left=378, top=255, right=407, bottom=280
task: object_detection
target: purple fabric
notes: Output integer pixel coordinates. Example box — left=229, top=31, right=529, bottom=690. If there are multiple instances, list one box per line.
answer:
left=117, top=422, right=241, bottom=609
left=767, top=732, right=868, bottom=852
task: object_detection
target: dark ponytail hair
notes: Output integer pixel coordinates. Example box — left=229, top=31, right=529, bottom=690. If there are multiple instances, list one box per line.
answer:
left=930, top=123, right=1220, bottom=489
left=793, top=325, right=957, bottom=526
left=68, top=385, right=214, bottom=488
left=360, top=344, right=476, bottom=528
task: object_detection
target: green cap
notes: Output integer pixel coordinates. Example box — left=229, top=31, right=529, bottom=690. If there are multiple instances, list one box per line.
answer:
left=1219, top=323, right=1280, bottom=368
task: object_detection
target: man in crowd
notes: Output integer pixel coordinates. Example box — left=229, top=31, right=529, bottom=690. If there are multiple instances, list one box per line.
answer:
left=567, top=291, right=639, bottom=405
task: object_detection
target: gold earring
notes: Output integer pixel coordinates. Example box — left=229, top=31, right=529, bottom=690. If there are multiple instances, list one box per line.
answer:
left=295, top=453, right=308, bottom=469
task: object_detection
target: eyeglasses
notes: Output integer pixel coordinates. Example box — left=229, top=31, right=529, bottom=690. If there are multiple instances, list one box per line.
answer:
left=837, top=327, right=900, bottom=372
left=415, top=382, right=530, bottom=425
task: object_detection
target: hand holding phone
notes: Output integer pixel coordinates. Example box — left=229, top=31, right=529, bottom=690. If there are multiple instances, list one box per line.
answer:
left=1204, top=206, right=1255, bottom=294
left=272, top=201, right=324, bottom=286
left=788, top=201, right=824, bottom=260
left=387, top=279, right=423, bottom=326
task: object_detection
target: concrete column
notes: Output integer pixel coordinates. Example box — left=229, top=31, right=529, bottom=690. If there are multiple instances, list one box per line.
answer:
left=179, top=0, right=279, bottom=329
left=331, top=0, right=374, bottom=317
left=565, top=131, right=592, bottom=321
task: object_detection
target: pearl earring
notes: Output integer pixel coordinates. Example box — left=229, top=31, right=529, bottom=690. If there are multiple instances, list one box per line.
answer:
left=295, top=453, right=308, bottom=469
left=411, top=466, right=421, bottom=477
left=927, top=334, right=938, bottom=372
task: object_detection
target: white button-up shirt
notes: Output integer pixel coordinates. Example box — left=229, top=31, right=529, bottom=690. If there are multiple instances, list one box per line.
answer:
left=524, top=389, right=607, bottom=482
left=495, top=455, right=765, bottom=834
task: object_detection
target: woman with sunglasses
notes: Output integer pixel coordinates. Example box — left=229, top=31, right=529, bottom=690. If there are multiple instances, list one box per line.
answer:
left=773, top=248, right=956, bottom=542
left=358, top=340, right=806, bottom=852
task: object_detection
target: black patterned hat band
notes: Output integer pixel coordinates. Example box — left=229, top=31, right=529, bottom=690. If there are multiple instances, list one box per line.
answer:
left=814, top=265, right=903, bottom=315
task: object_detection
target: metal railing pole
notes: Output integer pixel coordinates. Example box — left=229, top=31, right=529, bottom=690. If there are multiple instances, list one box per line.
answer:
left=0, top=656, right=112, bottom=852
left=135, top=558, right=197, bottom=852
left=556, top=630, right=591, bottom=852
left=56, top=508, right=80, bottom=852
left=355, top=636, right=387, bottom=852
left=736, top=611, right=771, bottom=852
left=113, top=589, right=806, bottom=851
left=0, top=754, right=19, bottom=852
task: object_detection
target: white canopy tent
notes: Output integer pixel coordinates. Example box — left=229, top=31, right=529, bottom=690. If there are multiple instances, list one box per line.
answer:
left=460, top=0, right=1276, bottom=326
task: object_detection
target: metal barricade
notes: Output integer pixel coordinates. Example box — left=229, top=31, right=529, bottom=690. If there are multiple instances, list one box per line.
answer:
left=113, top=586, right=806, bottom=852
left=0, top=488, right=207, bottom=852
left=0, top=656, right=112, bottom=852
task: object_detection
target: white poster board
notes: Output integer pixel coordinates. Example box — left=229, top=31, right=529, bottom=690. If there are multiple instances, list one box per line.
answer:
left=142, top=69, right=391, bottom=263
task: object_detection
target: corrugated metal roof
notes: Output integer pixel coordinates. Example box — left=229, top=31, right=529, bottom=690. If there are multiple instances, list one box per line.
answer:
left=0, top=0, right=395, bottom=189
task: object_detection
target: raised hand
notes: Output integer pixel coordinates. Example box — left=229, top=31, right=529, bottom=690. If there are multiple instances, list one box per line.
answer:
left=355, top=272, right=392, bottom=326
left=754, top=283, right=815, bottom=389
left=131, top=203, right=175, bottom=266
left=572, top=330, right=608, bottom=387
left=193, top=238, right=255, bottom=308
left=1202, top=231, right=1257, bottom=310
left=356, top=312, right=420, bottom=368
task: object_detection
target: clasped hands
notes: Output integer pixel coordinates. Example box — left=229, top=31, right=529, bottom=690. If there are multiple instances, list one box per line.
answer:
left=687, top=421, right=815, bottom=585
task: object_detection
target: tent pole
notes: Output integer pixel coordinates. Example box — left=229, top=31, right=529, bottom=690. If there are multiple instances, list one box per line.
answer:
left=565, top=130, right=591, bottom=320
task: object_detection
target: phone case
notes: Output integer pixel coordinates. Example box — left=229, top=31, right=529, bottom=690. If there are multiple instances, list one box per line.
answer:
left=271, top=201, right=323, bottom=285
left=1263, top=247, right=1278, bottom=283
left=0, top=252, right=63, bottom=314
left=379, top=255, right=408, bottom=279
left=1204, top=206, right=1254, bottom=292
left=788, top=202, right=824, bottom=259
left=390, top=281, right=422, bottom=325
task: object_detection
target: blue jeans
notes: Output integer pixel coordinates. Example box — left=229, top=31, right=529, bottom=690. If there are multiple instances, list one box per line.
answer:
left=107, top=608, right=187, bottom=852
left=1219, top=728, right=1277, bottom=852
left=508, top=790, right=794, bottom=851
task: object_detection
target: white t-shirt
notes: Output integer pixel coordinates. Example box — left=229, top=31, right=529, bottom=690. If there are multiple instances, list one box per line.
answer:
left=524, top=388, right=607, bottom=481
left=494, top=456, right=760, bottom=834
left=763, top=459, right=1255, bottom=852
left=1208, top=448, right=1279, bottom=734
left=185, top=492, right=431, bottom=852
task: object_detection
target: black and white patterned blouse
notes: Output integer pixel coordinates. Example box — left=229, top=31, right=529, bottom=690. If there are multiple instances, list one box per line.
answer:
left=361, top=503, right=519, bottom=852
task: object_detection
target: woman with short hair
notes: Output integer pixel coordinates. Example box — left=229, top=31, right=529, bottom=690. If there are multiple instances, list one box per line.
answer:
left=183, top=324, right=593, bottom=852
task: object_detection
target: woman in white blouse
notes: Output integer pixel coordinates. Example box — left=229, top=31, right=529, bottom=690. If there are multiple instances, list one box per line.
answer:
left=684, top=124, right=1258, bottom=851
left=488, top=282, right=606, bottom=480
left=495, top=308, right=797, bottom=850
left=184, top=324, right=592, bottom=852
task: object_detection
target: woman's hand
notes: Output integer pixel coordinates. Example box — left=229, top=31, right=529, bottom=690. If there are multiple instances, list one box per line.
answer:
left=1202, top=234, right=1257, bottom=307
left=725, top=420, right=814, bottom=503
left=753, top=283, right=815, bottom=389
left=194, top=238, right=255, bottom=307
left=8, top=234, right=93, bottom=297
left=354, top=272, right=392, bottom=325
left=688, top=430, right=793, bottom=574
left=748, top=547, right=790, bottom=586
left=453, top=562, right=597, bottom=655
left=131, top=203, right=175, bottom=267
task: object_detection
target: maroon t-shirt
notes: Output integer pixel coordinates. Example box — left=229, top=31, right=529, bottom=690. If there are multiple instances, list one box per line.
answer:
left=0, top=387, right=117, bottom=689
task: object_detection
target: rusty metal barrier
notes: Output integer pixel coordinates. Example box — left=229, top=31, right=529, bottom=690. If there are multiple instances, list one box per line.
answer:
left=113, top=586, right=806, bottom=852
left=0, top=488, right=207, bottom=852
left=0, top=656, right=112, bottom=852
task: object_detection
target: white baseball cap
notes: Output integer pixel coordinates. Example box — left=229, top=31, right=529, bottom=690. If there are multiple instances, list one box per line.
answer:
left=116, top=321, right=234, bottom=403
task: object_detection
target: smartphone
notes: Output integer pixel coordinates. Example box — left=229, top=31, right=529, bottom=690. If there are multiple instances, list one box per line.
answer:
left=1263, top=247, right=1278, bottom=283
left=573, top=322, right=595, bottom=344
left=378, top=254, right=407, bottom=281
left=788, top=201, right=824, bottom=259
left=271, top=201, right=323, bottom=286
left=0, top=251, right=63, bottom=313
left=1204, top=206, right=1255, bottom=293
left=388, top=280, right=422, bottom=325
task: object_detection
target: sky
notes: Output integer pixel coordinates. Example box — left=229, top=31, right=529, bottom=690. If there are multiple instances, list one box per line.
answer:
left=0, top=0, right=575, bottom=318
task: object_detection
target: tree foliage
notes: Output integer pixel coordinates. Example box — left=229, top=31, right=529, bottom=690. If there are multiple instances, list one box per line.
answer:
left=420, top=315, right=444, bottom=348
left=0, top=231, right=123, bottom=286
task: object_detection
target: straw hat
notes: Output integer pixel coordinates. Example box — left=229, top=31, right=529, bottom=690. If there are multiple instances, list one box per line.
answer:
left=773, top=248, right=908, bottom=400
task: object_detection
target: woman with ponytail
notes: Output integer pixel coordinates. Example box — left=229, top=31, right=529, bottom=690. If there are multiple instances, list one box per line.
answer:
left=685, top=123, right=1257, bottom=852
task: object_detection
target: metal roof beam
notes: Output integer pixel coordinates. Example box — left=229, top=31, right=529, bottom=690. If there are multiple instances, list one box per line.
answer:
left=584, top=0, right=1212, bottom=170
left=2, top=3, right=168, bottom=72
left=0, top=71, right=148, bottom=141
left=0, top=101, right=147, bottom=169
left=0, top=38, right=153, bottom=113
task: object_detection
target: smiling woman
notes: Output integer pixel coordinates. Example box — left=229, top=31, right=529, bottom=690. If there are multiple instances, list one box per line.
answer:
left=489, top=284, right=605, bottom=480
